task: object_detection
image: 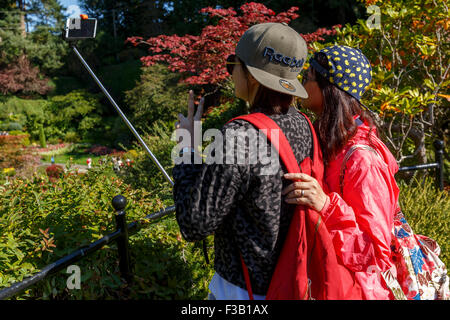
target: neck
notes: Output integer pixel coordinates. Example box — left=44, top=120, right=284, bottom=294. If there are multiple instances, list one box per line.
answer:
left=248, top=83, right=260, bottom=105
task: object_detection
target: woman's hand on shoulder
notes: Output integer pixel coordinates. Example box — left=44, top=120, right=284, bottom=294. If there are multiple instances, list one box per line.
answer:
left=282, top=173, right=329, bottom=212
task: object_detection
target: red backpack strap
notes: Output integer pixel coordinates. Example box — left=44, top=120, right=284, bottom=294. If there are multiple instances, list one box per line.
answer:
left=228, top=113, right=301, bottom=173
left=227, top=112, right=303, bottom=299
left=240, top=254, right=254, bottom=300
left=228, top=111, right=322, bottom=179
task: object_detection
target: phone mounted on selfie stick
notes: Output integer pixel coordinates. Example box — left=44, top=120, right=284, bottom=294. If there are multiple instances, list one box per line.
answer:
left=62, top=16, right=174, bottom=186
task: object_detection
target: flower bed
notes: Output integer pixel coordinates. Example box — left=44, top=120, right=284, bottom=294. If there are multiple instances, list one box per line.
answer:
left=84, top=144, right=120, bottom=156
left=28, top=143, right=70, bottom=156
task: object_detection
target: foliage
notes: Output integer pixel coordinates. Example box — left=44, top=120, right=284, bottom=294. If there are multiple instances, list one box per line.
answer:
left=118, top=121, right=175, bottom=202
left=0, top=96, right=47, bottom=134
left=38, top=123, right=46, bottom=148
left=309, top=0, right=450, bottom=165
left=45, top=164, right=63, bottom=181
left=0, top=1, right=68, bottom=67
left=127, top=2, right=340, bottom=86
left=63, top=131, right=80, bottom=144
left=46, top=90, right=104, bottom=138
left=80, top=0, right=365, bottom=38
left=0, top=166, right=213, bottom=299
left=26, top=25, right=69, bottom=75
left=85, top=144, right=120, bottom=156
left=124, top=63, right=189, bottom=130
left=47, top=77, right=85, bottom=96
left=29, top=142, right=69, bottom=156
left=0, top=134, right=40, bottom=177
left=0, top=90, right=131, bottom=148
left=0, top=55, right=52, bottom=95
left=0, top=3, right=69, bottom=90
left=398, top=177, right=449, bottom=268
left=202, top=97, right=248, bottom=132
left=0, top=122, right=22, bottom=131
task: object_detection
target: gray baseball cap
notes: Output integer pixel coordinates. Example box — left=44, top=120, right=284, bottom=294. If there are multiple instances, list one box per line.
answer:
left=235, top=22, right=308, bottom=98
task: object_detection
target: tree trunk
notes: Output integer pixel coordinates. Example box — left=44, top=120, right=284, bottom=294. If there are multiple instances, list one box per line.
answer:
left=380, top=121, right=427, bottom=165
left=18, top=0, right=26, bottom=37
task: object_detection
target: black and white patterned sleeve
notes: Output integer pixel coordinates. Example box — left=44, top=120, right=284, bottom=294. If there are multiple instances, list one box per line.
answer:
left=172, top=122, right=248, bottom=242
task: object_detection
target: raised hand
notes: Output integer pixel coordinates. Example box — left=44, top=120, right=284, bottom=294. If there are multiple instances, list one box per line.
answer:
left=175, top=90, right=205, bottom=146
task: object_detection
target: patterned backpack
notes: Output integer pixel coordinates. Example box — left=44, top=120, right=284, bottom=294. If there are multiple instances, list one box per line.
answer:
left=340, top=144, right=450, bottom=300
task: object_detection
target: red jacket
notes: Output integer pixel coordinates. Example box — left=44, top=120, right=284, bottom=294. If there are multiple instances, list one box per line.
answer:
left=319, top=120, right=399, bottom=299
left=232, top=112, right=363, bottom=300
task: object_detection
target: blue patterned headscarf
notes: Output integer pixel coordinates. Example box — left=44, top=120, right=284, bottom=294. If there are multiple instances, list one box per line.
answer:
left=309, top=45, right=372, bottom=103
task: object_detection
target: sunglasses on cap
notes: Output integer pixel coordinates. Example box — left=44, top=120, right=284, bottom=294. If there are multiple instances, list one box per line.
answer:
left=226, top=54, right=241, bottom=75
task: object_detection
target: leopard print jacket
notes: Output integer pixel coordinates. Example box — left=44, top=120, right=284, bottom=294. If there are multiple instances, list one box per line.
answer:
left=173, top=108, right=313, bottom=295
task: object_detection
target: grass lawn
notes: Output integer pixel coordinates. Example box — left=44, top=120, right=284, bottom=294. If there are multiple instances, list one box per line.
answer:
left=41, top=153, right=102, bottom=166
left=40, top=143, right=104, bottom=166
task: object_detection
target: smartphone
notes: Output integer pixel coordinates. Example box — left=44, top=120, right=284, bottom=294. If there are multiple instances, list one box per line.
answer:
left=64, top=17, right=97, bottom=40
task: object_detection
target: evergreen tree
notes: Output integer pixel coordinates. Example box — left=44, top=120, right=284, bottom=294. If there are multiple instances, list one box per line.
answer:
left=0, top=0, right=69, bottom=95
left=38, top=122, right=47, bottom=148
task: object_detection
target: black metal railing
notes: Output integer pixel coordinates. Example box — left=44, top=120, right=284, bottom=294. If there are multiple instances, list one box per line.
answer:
left=397, top=140, right=445, bottom=191
left=0, top=195, right=175, bottom=300
left=0, top=140, right=445, bottom=300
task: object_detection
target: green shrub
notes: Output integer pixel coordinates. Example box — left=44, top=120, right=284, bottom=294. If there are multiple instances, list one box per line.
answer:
left=0, top=122, right=23, bottom=131
left=398, top=178, right=449, bottom=268
left=202, top=99, right=248, bottom=132
left=119, top=121, right=175, bottom=201
left=0, top=166, right=213, bottom=300
left=47, top=137, right=61, bottom=145
left=63, top=131, right=80, bottom=143
left=124, top=63, right=189, bottom=131
left=8, top=131, right=31, bottom=147
left=0, top=97, right=47, bottom=136
left=0, top=92, right=118, bottom=146
left=38, top=124, right=46, bottom=148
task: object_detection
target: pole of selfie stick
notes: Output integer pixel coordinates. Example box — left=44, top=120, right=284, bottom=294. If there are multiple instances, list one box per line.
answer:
left=71, top=44, right=174, bottom=186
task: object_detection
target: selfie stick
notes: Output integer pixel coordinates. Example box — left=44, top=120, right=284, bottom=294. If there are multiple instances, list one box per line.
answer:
left=69, top=44, right=174, bottom=186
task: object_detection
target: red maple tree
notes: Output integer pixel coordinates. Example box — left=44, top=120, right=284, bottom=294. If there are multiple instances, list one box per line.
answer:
left=0, top=55, right=51, bottom=95
left=126, top=2, right=340, bottom=86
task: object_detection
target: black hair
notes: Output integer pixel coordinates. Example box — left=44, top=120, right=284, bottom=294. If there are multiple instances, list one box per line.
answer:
left=312, top=52, right=377, bottom=163
left=239, top=58, right=294, bottom=115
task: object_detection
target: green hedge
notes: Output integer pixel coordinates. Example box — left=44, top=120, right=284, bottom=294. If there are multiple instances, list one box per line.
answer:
left=0, top=166, right=213, bottom=300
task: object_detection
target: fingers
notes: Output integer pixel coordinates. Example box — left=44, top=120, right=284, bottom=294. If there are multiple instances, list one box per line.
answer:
left=285, top=197, right=307, bottom=205
left=187, top=90, right=195, bottom=119
left=284, top=189, right=306, bottom=200
left=284, top=172, right=313, bottom=181
left=195, top=97, right=205, bottom=121
left=281, top=181, right=308, bottom=196
left=177, top=113, right=188, bottom=126
left=187, top=90, right=205, bottom=122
